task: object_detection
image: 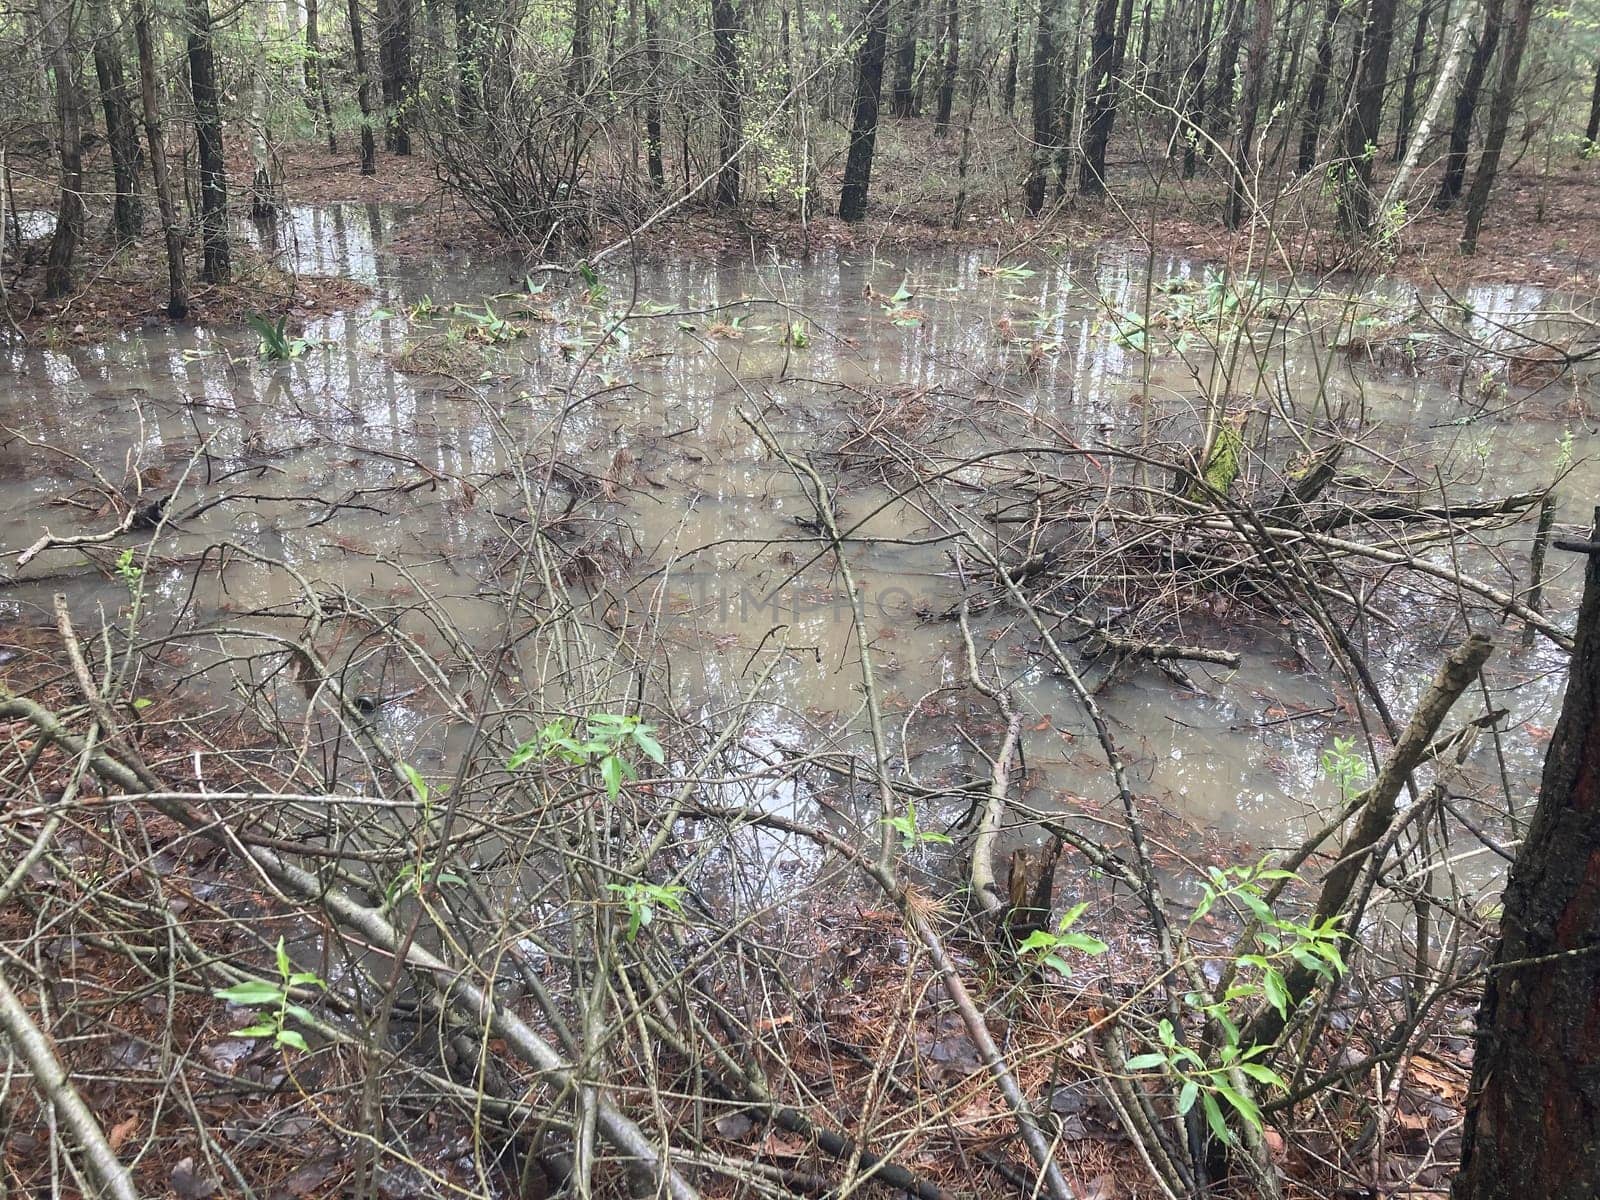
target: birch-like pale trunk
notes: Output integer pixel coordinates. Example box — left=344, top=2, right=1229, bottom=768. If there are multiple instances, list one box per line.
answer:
left=1378, top=0, right=1478, bottom=225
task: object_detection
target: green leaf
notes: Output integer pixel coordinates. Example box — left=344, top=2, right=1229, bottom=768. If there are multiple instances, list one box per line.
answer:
left=1200, top=1090, right=1232, bottom=1144
left=1238, top=1062, right=1287, bottom=1091
left=1124, top=1053, right=1167, bottom=1071
left=1178, top=1080, right=1199, bottom=1115
left=1157, top=1019, right=1177, bottom=1049
left=275, top=1029, right=310, bottom=1052
left=1042, top=954, right=1073, bottom=977
left=215, top=981, right=283, bottom=1007
left=400, top=762, right=429, bottom=803
left=1014, top=930, right=1055, bottom=955
left=236, top=1021, right=278, bottom=1038
left=1263, top=968, right=1291, bottom=1019
left=274, top=937, right=292, bottom=980
left=632, top=727, right=665, bottom=764
left=600, top=754, right=623, bottom=799
left=1217, top=1083, right=1263, bottom=1130
left=507, top=741, right=539, bottom=770
left=1056, top=933, right=1108, bottom=956
left=132, top=697, right=154, bottom=710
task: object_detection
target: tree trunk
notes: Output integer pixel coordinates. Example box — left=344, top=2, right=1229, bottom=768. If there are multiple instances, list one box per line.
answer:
left=1295, top=0, right=1340, bottom=172
left=1003, top=0, right=1020, bottom=114
left=39, top=0, right=85, bottom=298
left=347, top=0, right=378, bottom=174
left=571, top=0, right=593, bottom=92
left=933, top=0, right=957, bottom=134
left=1077, top=0, right=1133, bottom=194
left=1436, top=0, right=1505, bottom=208
left=132, top=0, right=187, bottom=317
left=1205, top=0, right=1246, bottom=147
left=1024, top=0, right=1059, bottom=213
left=1224, top=0, right=1273, bottom=228
left=379, top=0, right=414, bottom=153
left=1334, top=0, right=1400, bottom=232
left=1585, top=57, right=1600, bottom=147
left=247, top=0, right=278, bottom=216
left=711, top=0, right=743, bottom=206
left=305, top=0, right=337, bottom=150
left=1180, top=0, right=1215, bottom=177
left=1458, top=0, right=1532, bottom=253
left=89, top=0, right=144, bottom=241
left=1380, top=0, right=1473, bottom=221
left=1454, top=514, right=1600, bottom=1200
left=185, top=0, right=231, bottom=281
left=890, top=0, right=918, bottom=117
left=643, top=0, right=665, bottom=189
left=1393, top=0, right=1435, bottom=159
left=839, top=0, right=889, bottom=218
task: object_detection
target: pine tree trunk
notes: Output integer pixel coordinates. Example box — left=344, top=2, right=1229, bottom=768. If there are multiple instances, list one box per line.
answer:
left=643, top=0, right=665, bottom=189
left=89, top=0, right=144, bottom=241
left=891, top=0, right=919, bottom=116
left=1205, top=0, right=1246, bottom=147
left=1458, top=0, right=1532, bottom=253
left=571, top=0, right=593, bottom=92
left=1334, top=0, right=1399, bottom=232
left=132, top=0, right=187, bottom=317
left=347, top=0, right=378, bottom=174
left=1078, top=0, right=1132, bottom=194
left=1004, top=0, right=1020, bottom=114
left=1224, top=0, right=1272, bottom=228
left=185, top=0, right=231, bottom=281
left=39, top=0, right=85, bottom=298
left=1024, top=0, right=1059, bottom=213
left=1436, top=0, right=1506, bottom=208
left=1180, top=0, right=1215, bottom=177
left=1585, top=57, right=1600, bottom=147
left=933, top=0, right=957, bottom=134
left=711, top=0, right=743, bottom=206
left=1454, top=513, right=1600, bottom=1200
left=305, top=0, right=337, bottom=150
left=839, top=0, right=889, bottom=218
left=247, top=0, right=278, bottom=215
left=1295, top=0, right=1340, bottom=172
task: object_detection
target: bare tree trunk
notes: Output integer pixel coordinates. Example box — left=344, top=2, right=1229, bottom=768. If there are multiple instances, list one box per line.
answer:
left=1380, top=0, right=1474, bottom=219
left=839, top=0, right=889, bottom=218
left=643, top=0, right=665, bottom=189
left=39, top=0, right=86, bottom=298
left=185, top=0, right=231, bottom=281
left=347, top=0, right=378, bottom=174
left=1205, top=0, right=1246, bottom=147
left=932, top=0, right=957, bottom=134
left=711, top=0, right=743, bottom=206
left=1180, top=0, right=1215, bottom=177
left=1392, top=0, right=1435, bottom=159
left=1295, top=0, right=1340, bottom=171
left=1224, top=0, right=1272, bottom=228
left=1077, top=0, right=1133, bottom=194
left=1004, top=0, right=1020, bottom=114
left=88, top=0, right=143, bottom=241
left=1334, top=0, right=1399, bottom=232
left=1585, top=56, right=1600, bottom=148
left=247, top=0, right=279, bottom=216
left=1454, top=516, right=1600, bottom=1200
left=379, top=0, right=414, bottom=153
left=571, top=0, right=593, bottom=92
left=1436, top=0, right=1504, bottom=208
left=1459, top=0, right=1532, bottom=253
left=891, top=0, right=919, bottom=116
left=305, top=0, right=337, bottom=150
left=132, top=0, right=187, bottom=317
left=1024, top=0, right=1059, bottom=213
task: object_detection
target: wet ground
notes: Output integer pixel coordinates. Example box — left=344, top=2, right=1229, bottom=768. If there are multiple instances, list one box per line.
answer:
left=3, top=203, right=1596, bottom=891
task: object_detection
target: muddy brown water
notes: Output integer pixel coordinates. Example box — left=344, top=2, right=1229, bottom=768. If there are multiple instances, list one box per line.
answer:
left=3, top=203, right=1596, bottom=901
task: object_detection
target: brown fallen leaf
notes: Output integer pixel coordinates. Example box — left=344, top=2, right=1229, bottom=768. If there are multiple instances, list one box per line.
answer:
left=107, top=1116, right=138, bottom=1152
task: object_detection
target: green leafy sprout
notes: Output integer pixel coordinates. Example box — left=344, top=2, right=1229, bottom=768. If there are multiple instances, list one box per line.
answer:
left=1013, top=901, right=1109, bottom=978
left=607, top=881, right=687, bottom=941
left=506, top=712, right=665, bottom=799
left=212, top=937, right=326, bottom=1053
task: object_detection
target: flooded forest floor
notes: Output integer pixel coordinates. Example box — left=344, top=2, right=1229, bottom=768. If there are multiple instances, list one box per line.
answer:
left=2, top=140, right=1599, bottom=1200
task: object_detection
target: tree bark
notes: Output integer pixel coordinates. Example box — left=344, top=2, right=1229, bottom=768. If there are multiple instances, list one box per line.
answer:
left=1180, top=0, right=1215, bottom=177
left=39, top=0, right=86, bottom=298
left=1585, top=56, right=1600, bottom=147
left=132, top=0, right=188, bottom=317
left=643, top=0, right=665, bottom=189
left=839, top=0, right=890, bottom=219
left=1205, top=0, right=1247, bottom=147
left=932, top=0, right=957, bottom=134
left=1295, top=0, right=1340, bottom=172
left=1458, top=0, right=1532, bottom=253
left=247, top=0, right=279, bottom=215
left=1224, top=0, right=1273, bottom=228
left=1436, top=0, right=1505, bottom=209
left=379, top=0, right=414, bottom=153
left=1077, top=0, right=1133, bottom=194
left=1024, top=0, right=1060, bottom=213
left=347, top=0, right=378, bottom=174
left=1393, top=0, right=1435, bottom=159
left=711, top=0, right=743, bottom=206
left=571, top=0, right=594, bottom=92
left=185, top=0, right=231, bottom=281
left=89, top=0, right=144, bottom=241
left=1003, top=0, right=1020, bottom=114
left=890, top=0, right=919, bottom=116
left=1380, top=0, right=1473, bottom=221
left=1334, top=0, right=1400, bottom=232
left=1454, top=515, right=1600, bottom=1200
left=305, top=0, right=337, bottom=150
